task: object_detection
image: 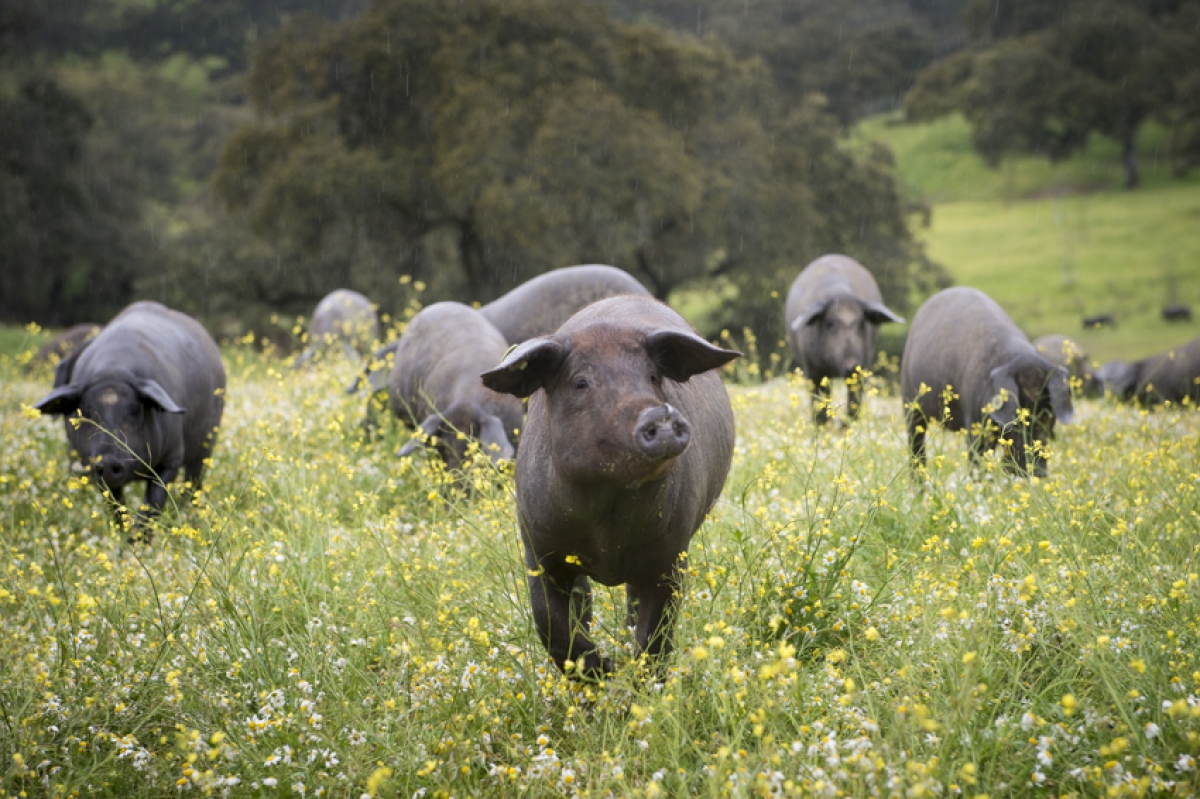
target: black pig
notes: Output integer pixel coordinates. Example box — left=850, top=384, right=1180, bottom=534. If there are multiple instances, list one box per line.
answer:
left=1096, top=336, right=1200, bottom=406
left=294, top=289, right=379, bottom=368
left=348, top=265, right=649, bottom=428
left=26, top=324, right=100, bottom=375
left=901, top=288, right=1073, bottom=477
left=390, top=303, right=524, bottom=467
left=33, top=302, right=226, bottom=527
left=785, top=255, right=904, bottom=424
left=482, top=295, right=740, bottom=677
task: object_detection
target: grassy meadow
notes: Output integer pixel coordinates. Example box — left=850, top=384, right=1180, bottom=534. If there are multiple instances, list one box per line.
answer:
left=854, top=113, right=1200, bottom=364
left=2, top=338, right=1199, bottom=798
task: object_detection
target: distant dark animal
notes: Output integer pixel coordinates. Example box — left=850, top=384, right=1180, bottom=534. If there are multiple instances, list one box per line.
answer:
left=294, top=289, right=379, bottom=368
left=1033, top=334, right=1099, bottom=397
left=482, top=295, right=740, bottom=677
left=1162, top=304, right=1193, bottom=323
left=390, top=303, right=524, bottom=467
left=784, top=255, right=904, bottom=424
left=901, top=288, right=1074, bottom=477
left=26, top=324, right=101, bottom=374
left=346, top=265, right=649, bottom=425
left=1095, top=336, right=1200, bottom=406
left=33, top=302, right=226, bottom=530
left=1082, top=313, right=1116, bottom=330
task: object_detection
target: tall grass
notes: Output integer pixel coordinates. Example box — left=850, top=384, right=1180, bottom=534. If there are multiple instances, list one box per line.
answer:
left=2, top=344, right=1198, bottom=798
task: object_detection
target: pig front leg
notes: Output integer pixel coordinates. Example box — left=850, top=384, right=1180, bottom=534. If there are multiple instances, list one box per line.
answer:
left=811, top=380, right=833, bottom=426
left=525, top=544, right=612, bottom=679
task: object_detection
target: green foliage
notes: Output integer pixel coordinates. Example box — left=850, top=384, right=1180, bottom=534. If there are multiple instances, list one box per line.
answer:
left=0, top=76, right=147, bottom=325
left=602, top=0, right=966, bottom=126
left=905, top=0, right=1200, bottom=188
left=214, top=0, right=938, bottom=349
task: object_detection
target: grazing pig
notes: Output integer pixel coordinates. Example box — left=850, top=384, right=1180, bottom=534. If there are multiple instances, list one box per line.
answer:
left=33, top=301, right=226, bottom=529
left=481, top=295, right=740, bottom=677
left=784, top=255, right=904, bottom=424
left=901, top=287, right=1073, bottom=477
left=1033, top=334, right=1099, bottom=396
left=1162, top=303, right=1193, bottom=323
left=294, top=289, right=379, bottom=368
left=26, top=324, right=100, bottom=374
left=480, top=264, right=650, bottom=345
left=390, top=303, right=523, bottom=467
left=1095, top=336, right=1200, bottom=406
left=347, top=265, right=649, bottom=427
left=1082, top=313, right=1116, bottom=329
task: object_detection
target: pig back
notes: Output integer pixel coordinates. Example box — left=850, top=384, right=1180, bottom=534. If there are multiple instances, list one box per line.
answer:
left=1134, top=335, right=1200, bottom=404
left=389, top=302, right=519, bottom=427
left=901, top=287, right=1031, bottom=430
left=481, top=265, right=650, bottom=344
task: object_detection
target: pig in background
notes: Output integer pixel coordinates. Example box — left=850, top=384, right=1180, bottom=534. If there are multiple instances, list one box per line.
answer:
left=390, top=302, right=523, bottom=468
left=346, top=265, right=649, bottom=402
left=785, top=255, right=904, bottom=425
left=294, top=289, right=380, bottom=368
left=902, top=287, right=1073, bottom=478
left=25, top=323, right=101, bottom=375
left=33, top=301, right=226, bottom=537
left=1033, top=334, right=1099, bottom=397
left=483, top=295, right=740, bottom=678
left=1096, top=335, right=1200, bottom=406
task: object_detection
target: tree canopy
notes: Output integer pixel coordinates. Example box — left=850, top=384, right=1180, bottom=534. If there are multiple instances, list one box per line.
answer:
left=905, top=0, right=1200, bottom=187
left=212, top=0, right=941, bottom=345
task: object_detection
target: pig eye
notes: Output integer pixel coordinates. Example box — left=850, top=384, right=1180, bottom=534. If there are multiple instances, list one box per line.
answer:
left=574, top=376, right=589, bottom=390
left=650, top=373, right=660, bottom=385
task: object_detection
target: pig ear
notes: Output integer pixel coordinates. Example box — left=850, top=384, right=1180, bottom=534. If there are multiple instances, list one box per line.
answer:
left=860, top=301, right=905, bottom=325
left=478, top=414, right=516, bottom=464
left=134, top=379, right=185, bottom=413
left=398, top=414, right=443, bottom=457
left=789, top=299, right=833, bottom=332
left=1046, top=365, right=1074, bottom=425
left=645, top=330, right=742, bottom=383
left=480, top=338, right=566, bottom=398
left=34, top=384, right=83, bottom=416
left=986, top=365, right=1020, bottom=428
left=53, top=341, right=90, bottom=388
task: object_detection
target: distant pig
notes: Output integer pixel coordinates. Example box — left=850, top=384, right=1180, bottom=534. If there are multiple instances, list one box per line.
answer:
left=1033, top=334, right=1099, bottom=396
left=348, top=265, right=649, bottom=428
left=482, top=295, right=740, bottom=677
left=33, top=301, right=226, bottom=529
left=26, top=323, right=100, bottom=374
left=294, top=289, right=379, bottom=368
left=1095, top=336, right=1200, bottom=406
left=390, top=303, right=523, bottom=467
left=901, top=287, right=1073, bottom=477
left=785, top=255, right=904, bottom=424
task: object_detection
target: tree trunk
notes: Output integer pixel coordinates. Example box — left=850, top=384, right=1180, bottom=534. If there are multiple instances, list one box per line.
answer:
left=1122, top=138, right=1140, bottom=190
left=635, top=249, right=670, bottom=300
left=457, top=218, right=483, bottom=299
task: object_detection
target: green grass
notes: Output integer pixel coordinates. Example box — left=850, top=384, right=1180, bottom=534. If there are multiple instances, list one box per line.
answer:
left=854, top=112, right=1200, bottom=205
left=853, top=112, right=1200, bottom=364
left=2, top=346, right=1199, bottom=798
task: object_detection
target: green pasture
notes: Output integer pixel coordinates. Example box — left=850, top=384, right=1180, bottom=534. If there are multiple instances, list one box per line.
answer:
left=2, top=345, right=1199, bottom=798
left=852, top=113, right=1200, bottom=364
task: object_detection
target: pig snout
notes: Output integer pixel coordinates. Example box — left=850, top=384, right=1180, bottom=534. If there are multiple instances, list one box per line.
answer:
left=633, top=403, right=691, bottom=461
left=91, top=456, right=134, bottom=490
